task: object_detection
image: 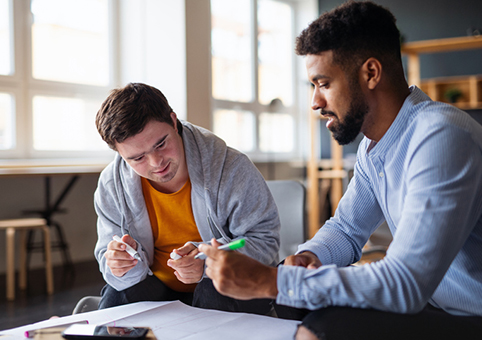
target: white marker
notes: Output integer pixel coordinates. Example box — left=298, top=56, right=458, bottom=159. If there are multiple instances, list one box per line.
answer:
left=170, top=251, right=182, bottom=260
left=113, top=235, right=142, bottom=261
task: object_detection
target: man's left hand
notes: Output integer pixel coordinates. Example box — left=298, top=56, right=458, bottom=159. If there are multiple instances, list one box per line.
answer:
left=167, top=242, right=204, bottom=284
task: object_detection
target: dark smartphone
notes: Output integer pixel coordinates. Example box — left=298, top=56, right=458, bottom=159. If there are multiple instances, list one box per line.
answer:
left=61, top=324, right=148, bottom=340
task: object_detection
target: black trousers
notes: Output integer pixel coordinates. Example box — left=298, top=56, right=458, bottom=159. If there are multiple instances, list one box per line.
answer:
left=275, top=303, right=482, bottom=340
left=99, top=274, right=273, bottom=316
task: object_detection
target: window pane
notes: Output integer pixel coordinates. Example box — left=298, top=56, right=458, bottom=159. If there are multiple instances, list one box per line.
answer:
left=258, top=0, right=293, bottom=106
left=259, top=112, right=293, bottom=152
left=0, top=0, right=12, bottom=75
left=32, top=95, right=107, bottom=151
left=213, top=109, right=255, bottom=152
left=211, top=0, right=253, bottom=102
left=31, top=0, right=109, bottom=86
left=0, top=93, right=15, bottom=149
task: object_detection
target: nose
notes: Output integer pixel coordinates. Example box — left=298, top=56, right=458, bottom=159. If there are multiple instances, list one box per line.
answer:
left=147, top=150, right=163, bottom=168
left=311, top=89, right=326, bottom=112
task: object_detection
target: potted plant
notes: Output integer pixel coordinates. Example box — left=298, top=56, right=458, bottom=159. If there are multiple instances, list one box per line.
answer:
left=444, top=88, right=463, bottom=103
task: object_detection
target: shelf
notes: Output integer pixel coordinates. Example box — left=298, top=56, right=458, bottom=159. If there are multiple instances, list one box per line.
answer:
left=420, top=75, right=482, bottom=110
left=401, top=35, right=482, bottom=87
left=401, top=35, right=482, bottom=55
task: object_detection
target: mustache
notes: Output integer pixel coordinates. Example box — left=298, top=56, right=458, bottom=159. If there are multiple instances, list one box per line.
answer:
left=320, top=109, right=336, bottom=117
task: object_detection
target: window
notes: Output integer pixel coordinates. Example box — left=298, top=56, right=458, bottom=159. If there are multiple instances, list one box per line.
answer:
left=0, top=0, right=115, bottom=159
left=211, top=0, right=301, bottom=160
left=0, top=0, right=13, bottom=76
left=31, top=0, right=110, bottom=86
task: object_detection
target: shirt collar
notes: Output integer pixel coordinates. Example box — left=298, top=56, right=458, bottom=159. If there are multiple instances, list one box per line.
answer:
left=366, top=86, right=430, bottom=157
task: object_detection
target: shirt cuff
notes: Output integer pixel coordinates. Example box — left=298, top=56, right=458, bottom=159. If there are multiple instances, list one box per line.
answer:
left=276, top=265, right=307, bottom=307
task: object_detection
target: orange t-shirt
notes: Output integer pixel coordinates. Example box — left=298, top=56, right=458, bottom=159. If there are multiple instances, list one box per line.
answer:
left=141, top=177, right=202, bottom=292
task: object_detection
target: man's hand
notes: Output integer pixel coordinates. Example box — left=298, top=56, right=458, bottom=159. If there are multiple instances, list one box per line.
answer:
left=283, top=251, right=322, bottom=269
left=167, top=242, right=204, bottom=284
left=199, top=239, right=278, bottom=300
left=105, top=234, right=139, bottom=277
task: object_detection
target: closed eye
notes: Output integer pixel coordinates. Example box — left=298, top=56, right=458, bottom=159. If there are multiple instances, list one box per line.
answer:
left=155, top=140, right=166, bottom=149
left=318, top=82, right=329, bottom=88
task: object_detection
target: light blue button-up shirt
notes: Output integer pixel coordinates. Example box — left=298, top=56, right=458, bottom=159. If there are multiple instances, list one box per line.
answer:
left=277, top=86, right=482, bottom=316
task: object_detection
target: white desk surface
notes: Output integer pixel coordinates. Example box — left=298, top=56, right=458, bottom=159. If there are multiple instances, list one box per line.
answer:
left=0, top=159, right=111, bottom=176
left=0, top=301, right=300, bottom=340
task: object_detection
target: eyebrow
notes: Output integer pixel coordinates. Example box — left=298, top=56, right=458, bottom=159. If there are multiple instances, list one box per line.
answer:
left=311, top=74, right=330, bottom=83
left=126, top=135, right=168, bottom=160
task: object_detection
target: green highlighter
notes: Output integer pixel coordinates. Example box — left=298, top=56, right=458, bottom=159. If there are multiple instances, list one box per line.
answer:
left=195, top=238, right=245, bottom=260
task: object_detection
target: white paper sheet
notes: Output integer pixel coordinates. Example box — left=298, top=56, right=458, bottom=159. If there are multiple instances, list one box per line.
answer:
left=0, top=301, right=300, bottom=340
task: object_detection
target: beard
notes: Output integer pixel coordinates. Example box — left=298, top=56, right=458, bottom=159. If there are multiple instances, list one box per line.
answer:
left=328, top=83, right=368, bottom=145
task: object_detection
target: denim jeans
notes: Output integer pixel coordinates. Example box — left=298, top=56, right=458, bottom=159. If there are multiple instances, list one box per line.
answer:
left=99, top=274, right=273, bottom=316
left=98, top=274, right=193, bottom=309
left=274, top=303, right=482, bottom=340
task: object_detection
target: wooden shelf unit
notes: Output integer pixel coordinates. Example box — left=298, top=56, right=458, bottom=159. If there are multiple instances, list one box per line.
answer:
left=420, top=75, right=482, bottom=110
left=307, top=100, right=346, bottom=238
left=402, top=35, right=482, bottom=109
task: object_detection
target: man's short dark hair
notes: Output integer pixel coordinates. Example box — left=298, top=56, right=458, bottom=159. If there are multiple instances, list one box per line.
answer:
left=96, top=83, right=182, bottom=151
left=295, top=1, right=403, bottom=77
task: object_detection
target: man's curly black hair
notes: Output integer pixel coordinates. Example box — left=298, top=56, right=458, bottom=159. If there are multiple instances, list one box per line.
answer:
left=296, top=1, right=403, bottom=78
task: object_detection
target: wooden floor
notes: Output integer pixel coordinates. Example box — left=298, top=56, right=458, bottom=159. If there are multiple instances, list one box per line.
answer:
left=0, top=260, right=105, bottom=331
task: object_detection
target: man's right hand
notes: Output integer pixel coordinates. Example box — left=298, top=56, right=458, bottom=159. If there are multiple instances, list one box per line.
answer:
left=104, top=234, right=139, bottom=277
left=283, top=251, right=322, bottom=269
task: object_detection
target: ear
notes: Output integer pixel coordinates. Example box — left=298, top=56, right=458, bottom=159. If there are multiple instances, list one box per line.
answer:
left=170, top=112, right=178, bottom=131
left=361, top=57, right=382, bottom=90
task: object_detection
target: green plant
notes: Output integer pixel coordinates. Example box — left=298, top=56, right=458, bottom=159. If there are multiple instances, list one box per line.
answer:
left=444, top=88, right=463, bottom=103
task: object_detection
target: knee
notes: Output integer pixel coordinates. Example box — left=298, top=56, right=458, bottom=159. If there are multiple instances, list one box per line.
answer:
left=99, top=284, right=127, bottom=309
left=295, top=325, right=320, bottom=340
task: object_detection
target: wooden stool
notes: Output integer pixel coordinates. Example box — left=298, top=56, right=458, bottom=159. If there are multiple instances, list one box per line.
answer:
left=0, top=218, right=54, bottom=300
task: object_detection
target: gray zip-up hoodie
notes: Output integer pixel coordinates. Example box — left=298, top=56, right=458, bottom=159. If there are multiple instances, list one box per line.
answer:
left=94, top=120, right=280, bottom=291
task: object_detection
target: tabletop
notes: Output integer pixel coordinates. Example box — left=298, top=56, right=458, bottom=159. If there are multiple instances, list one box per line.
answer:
left=0, top=159, right=111, bottom=176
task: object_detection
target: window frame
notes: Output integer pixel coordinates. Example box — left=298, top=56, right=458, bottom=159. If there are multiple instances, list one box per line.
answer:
left=210, top=0, right=307, bottom=162
left=0, top=0, right=119, bottom=160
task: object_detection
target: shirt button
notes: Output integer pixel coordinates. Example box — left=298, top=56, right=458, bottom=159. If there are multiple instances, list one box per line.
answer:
left=288, top=289, right=294, bottom=297
left=379, top=172, right=384, bottom=178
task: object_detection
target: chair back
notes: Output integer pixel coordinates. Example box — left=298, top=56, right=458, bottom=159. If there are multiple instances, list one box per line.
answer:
left=72, top=295, right=101, bottom=314
left=266, top=180, right=306, bottom=260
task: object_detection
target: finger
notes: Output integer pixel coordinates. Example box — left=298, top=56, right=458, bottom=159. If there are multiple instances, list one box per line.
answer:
left=107, top=256, right=137, bottom=268
left=198, top=238, right=224, bottom=259
left=121, top=234, right=137, bottom=250
left=173, top=270, right=201, bottom=284
left=106, top=248, right=136, bottom=261
left=283, top=254, right=299, bottom=266
left=211, top=238, right=223, bottom=248
left=307, top=258, right=322, bottom=269
left=108, top=239, right=126, bottom=251
left=109, top=259, right=137, bottom=277
left=198, top=243, right=217, bottom=260
left=173, top=243, right=198, bottom=257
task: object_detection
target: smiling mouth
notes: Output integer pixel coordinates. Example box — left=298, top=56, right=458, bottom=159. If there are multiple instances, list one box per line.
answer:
left=155, top=162, right=170, bottom=175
